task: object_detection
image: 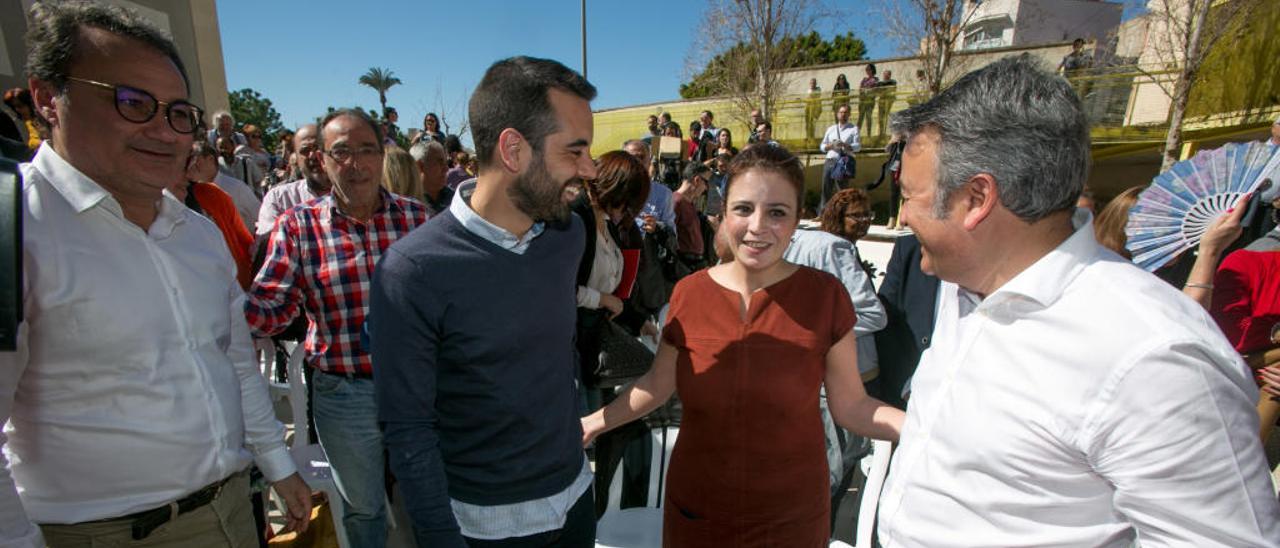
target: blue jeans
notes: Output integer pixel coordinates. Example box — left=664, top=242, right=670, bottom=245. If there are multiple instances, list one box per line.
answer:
left=312, top=372, right=388, bottom=548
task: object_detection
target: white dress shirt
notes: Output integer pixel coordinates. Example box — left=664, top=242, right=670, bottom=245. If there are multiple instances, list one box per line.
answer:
left=820, top=122, right=860, bottom=160
left=256, top=177, right=325, bottom=236
left=213, top=171, right=262, bottom=234
left=0, top=145, right=294, bottom=540
left=877, top=210, right=1280, bottom=547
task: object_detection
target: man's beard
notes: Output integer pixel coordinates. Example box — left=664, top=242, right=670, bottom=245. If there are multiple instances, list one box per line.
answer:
left=508, top=154, right=573, bottom=223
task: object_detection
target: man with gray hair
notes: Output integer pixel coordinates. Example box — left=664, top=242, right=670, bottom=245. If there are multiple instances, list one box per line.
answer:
left=876, top=54, right=1280, bottom=546
left=409, top=139, right=454, bottom=214
left=207, top=110, right=246, bottom=148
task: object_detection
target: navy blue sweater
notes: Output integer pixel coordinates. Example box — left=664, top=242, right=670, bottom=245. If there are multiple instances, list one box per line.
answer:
left=370, top=209, right=585, bottom=546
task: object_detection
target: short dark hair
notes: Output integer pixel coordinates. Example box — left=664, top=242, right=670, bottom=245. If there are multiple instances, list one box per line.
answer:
left=468, top=56, right=596, bottom=168
left=725, top=144, right=804, bottom=209
left=384, top=106, right=397, bottom=116
left=25, top=1, right=189, bottom=92
left=318, top=108, right=384, bottom=151
left=683, top=161, right=711, bottom=182
left=701, top=110, right=714, bottom=120
left=757, top=121, right=772, bottom=131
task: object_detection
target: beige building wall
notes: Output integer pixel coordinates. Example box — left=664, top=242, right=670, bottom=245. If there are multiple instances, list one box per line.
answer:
left=0, top=0, right=229, bottom=117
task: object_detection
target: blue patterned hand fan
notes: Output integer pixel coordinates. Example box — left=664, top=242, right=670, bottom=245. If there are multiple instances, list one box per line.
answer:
left=1125, top=141, right=1280, bottom=271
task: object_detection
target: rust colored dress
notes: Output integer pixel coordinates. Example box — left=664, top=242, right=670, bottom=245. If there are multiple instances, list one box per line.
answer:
left=660, top=267, right=856, bottom=547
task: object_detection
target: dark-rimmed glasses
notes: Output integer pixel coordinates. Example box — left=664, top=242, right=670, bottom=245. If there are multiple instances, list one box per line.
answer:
left=322, top=146, right=381, bottom=164
left=66, top=76, right=203, bottom=134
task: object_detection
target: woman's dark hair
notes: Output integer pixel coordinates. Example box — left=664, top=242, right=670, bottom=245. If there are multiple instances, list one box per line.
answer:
left=2, top=88, right=34, bottom=114
left=834, top=74, right=849, bottom=90
left=725, top=143, right=804, bottom=210
left=423, top=112, right=439, bottom=127
left=866, top=63, right=877, bottom=75
left=718, top=128, right=733, bottom=147
left=586, top=150, right=650, bottom=220
left=820, top=188, right=870, bottom=238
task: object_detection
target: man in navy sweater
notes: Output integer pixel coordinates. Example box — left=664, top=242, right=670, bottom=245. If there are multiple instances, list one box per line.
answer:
left=369, top=56, right=599, bottom=547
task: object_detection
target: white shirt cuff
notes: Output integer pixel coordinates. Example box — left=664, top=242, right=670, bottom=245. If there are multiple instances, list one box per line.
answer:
left=256, top=446, right=298, bottom=483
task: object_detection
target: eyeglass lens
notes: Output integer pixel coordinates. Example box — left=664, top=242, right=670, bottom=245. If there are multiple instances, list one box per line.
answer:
left=113, top=85, right=199, bottom=134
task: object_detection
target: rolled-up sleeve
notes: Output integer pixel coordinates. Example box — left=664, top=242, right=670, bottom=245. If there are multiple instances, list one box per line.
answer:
left=1082, top=340, right=1280, bottom=547
left=370, top=247, right=466, bottom=548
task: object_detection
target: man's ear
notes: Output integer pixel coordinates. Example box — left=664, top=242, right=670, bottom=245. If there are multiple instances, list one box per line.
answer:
left=496, top=129, right=525, bottom=174
left=961, top=173, right=999, bottom=231
left=28, top=78, right=59, bottom=127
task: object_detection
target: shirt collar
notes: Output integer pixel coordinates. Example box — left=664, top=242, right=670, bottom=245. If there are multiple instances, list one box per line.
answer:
left=31, top=142, right=112, bottom=214
left=449, top=179, right=545, bottom=253
left=318, top=187, right=400, bottom=222
left=974, top=208, right=1098, bottom=315
left=31, top=142, right=187, bottom=231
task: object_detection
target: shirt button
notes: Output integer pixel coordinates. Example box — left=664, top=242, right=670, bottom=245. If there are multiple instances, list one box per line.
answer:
left=921, top=336, right=929, bottom=346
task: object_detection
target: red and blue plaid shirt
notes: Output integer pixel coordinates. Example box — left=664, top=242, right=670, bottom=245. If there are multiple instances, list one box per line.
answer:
left=246, top=190, right=429, bottom=375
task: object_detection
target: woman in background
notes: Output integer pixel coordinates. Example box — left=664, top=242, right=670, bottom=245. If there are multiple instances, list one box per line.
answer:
left=382, top=146, right=422, bottom=201
left=173, top=142, right=255, bottom=289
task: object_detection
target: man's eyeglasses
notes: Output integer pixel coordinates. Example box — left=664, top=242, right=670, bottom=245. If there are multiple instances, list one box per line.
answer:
left=66, top=76, right=203, bottom=134
left=322, top=146, right=381, bottom=163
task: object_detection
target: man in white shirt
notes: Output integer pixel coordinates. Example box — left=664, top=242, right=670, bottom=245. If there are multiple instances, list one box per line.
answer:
left=256, top=123, right=330, bottom=236
left=819, top=104, right=859, bottom=213
left=1, top=3, right=309, bottom=547
left=877, top=55, right=1280, bottom=546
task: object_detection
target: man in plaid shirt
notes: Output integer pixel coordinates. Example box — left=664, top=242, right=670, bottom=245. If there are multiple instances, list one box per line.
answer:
left=245, top=108, right=428, bottom=547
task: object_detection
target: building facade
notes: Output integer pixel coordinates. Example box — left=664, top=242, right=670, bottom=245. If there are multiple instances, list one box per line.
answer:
left=0, top=0, right=230, bottom=117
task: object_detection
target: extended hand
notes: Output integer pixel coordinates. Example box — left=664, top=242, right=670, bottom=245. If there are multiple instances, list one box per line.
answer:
left=271, top=473, right=312, bottom=535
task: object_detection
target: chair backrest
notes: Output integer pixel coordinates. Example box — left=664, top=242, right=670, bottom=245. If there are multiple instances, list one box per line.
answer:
left=853, top=439, right=894, bottom=548
left=286, top=346, right=309, bottom=451
left=605, top=426, right=680, bottom=512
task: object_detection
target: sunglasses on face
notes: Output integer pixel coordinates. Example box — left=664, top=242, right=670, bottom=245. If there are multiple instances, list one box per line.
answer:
left=66, top=76, right=203, bottom=134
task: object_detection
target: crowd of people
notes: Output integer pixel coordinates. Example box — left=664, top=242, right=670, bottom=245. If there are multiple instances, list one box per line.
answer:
left=1, top=2, right=1279, bottom=548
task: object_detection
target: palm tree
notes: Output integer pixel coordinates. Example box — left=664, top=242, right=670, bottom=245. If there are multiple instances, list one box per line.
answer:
left=358, top=67, right=402, bottom=116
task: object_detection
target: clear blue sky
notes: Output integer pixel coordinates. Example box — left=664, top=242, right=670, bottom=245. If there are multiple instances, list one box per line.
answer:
left=219, top=1, right=1145, bottom=139
left=217, top=0, right=891, bottom=139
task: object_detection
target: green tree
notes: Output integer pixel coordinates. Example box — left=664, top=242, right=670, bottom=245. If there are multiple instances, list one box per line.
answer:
left=680, top=31, right=868, bottom=100
left=227, top=87, right=285, bottom=151
left=358, top=67, right=402, bottom=118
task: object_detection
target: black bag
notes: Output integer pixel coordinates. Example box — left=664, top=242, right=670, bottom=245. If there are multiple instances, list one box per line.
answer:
left=595, top=320, right=655, bottom=388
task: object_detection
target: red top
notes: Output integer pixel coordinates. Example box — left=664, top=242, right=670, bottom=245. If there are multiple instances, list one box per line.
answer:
left=191, top=182, right=254, bottom=289
left=660, top=267, right=855, bottom=546
left=1211, top=248, right=1280, bottom=354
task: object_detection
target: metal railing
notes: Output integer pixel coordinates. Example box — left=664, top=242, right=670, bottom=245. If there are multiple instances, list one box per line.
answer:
left=591, top=62, right=1273, bottom=157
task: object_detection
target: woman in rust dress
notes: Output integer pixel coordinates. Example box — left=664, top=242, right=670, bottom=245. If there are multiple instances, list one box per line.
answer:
left=582, top=145, right=904, bottom=547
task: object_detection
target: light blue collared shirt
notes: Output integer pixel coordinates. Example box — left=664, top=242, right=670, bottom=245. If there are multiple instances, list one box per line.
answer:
left=450, top=179, right=546, bottom=255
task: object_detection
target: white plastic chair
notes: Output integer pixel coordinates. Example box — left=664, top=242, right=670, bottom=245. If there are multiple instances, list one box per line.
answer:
left=829, top=439, right=893, bottom=548
left=266, top=343, right=398, bottom=547
left=594, top=426, right=679, bottom=548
